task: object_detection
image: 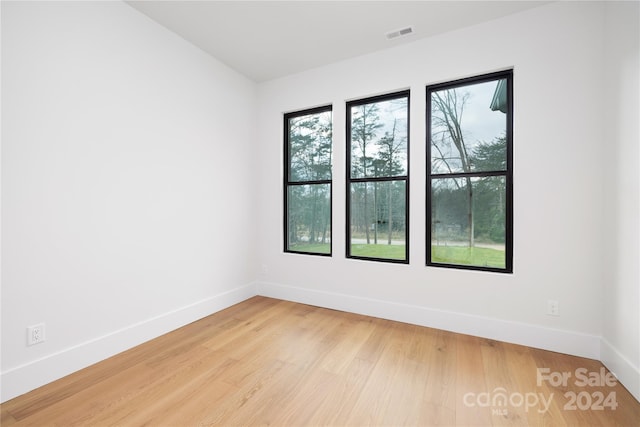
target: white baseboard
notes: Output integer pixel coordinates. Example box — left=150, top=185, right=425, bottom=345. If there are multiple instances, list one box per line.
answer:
left=601, top=338, right=640, bottom=402
left=256, top=281, right=601, bottom=360
left=6, top=281, right=634, bottom=405
left=0, top=283, right=257, bottom=403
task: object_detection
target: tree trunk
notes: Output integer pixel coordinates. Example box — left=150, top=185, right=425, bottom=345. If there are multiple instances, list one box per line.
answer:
left=374, top=182, right=378, bottom=244
left=364, top=183, right=370, bottom=244
left=387, top=183, right=393, bottom=245
left=466, top=177, right=474, bottom=247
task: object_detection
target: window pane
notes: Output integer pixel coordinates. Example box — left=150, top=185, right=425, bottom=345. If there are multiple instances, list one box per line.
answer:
left=288, top=110, right=332, bottom=182
left=430, top=79, right=507, bottom=174
left=431, top=176, right=506, bottom=268
left=287, top=184, right=331, bottom=254
left=350, top=97, right=408, bottom=179
left=350, top=180, right=406, bottom=260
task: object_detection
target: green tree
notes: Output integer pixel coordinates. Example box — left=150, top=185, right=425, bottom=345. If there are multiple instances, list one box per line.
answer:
left=288, top=112, right=332, bottom=246
left=351, top=103, right=382, bottom=244
left=375, top=118, right=405, bottom=244
left=431, top=89, right=476, bottom=247
left=471, top=137, right=506, bottom=243
left=472, top=136, right=506, bottom=171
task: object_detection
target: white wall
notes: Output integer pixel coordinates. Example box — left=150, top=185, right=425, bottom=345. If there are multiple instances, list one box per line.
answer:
left=256, top=1, right=609, bottom=360
left=602, top=1, right=640, bottom=401
left=1, top=1, right=257, bottom=401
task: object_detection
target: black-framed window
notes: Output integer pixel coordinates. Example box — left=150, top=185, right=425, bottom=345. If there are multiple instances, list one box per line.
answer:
left=284, top=106, right=332, bottom=256
left=347, top=91, right=410, bottom=263
left=427, top=70, right=513, bottom=272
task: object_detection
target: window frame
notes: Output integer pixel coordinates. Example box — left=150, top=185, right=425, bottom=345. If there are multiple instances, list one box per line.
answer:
left=426, top=70, right=513, bottom=273
left=346, top=90, right=411, bottom=264
left=284, top=105, right=333, bottom=257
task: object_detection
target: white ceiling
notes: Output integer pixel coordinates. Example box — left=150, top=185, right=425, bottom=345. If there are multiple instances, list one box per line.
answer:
left=127, top=1, right=549, bottom=82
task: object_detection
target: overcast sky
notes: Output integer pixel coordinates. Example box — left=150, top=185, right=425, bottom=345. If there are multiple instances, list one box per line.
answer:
left=454, top=79, right=506, bottom=148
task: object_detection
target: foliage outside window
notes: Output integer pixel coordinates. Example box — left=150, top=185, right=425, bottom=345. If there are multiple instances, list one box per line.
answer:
left=284, top=106, right=332, bottom=255
left=347, top=91, right=410, bottom=263
left=427, top=71, right=513, bottom=272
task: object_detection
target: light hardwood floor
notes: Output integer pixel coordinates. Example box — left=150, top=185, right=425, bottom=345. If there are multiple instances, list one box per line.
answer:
left=2, top=296, right=639, bottom=426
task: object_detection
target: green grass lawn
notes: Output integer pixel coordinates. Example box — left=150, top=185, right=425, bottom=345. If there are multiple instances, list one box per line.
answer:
left=288, top=242, right=503, bottom=267
left=350, top=244, right=406, bottom=260
left=431, top=245, right=505, bottom=268
left=288, top=243, right=331, bottom=254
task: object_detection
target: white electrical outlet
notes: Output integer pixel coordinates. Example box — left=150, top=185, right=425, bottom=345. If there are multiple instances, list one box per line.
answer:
left=547, top=300, right=560, bottom=316
left=27, top=323, right=46, bottom=346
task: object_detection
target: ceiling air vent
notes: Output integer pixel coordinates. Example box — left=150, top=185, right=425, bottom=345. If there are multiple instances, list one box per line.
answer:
left=385, top=26, right=414, bottom=40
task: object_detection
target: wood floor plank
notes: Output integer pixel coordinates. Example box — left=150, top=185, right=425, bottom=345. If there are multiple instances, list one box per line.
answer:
left=455, top=334, right=494, bottom=426
left=2, top=296, right=639, bottom=426
left=481, top=339, right=529, bottom=426
left=86, top=352, right=238, bottom=426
